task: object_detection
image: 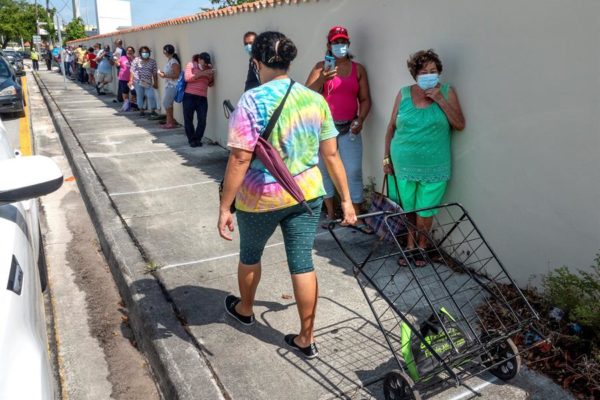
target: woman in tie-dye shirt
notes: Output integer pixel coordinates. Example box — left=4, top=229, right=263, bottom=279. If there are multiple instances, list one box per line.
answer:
left=219, top=32, right=356, bottom=359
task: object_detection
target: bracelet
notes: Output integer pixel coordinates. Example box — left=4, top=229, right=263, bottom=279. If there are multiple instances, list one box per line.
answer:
left=383, top=157, right=391, bottom=166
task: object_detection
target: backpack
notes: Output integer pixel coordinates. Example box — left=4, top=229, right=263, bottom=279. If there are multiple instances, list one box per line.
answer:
left=401, top=307, right=468, bottom=381
left=174, top=72, right=186, bottom=103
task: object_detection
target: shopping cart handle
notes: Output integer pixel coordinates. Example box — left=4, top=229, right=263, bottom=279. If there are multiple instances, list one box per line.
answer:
left=327, top=211, right=395, bottom=230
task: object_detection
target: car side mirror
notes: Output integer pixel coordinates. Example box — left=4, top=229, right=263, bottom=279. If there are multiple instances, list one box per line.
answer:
left=16, top=70, right=26, bottom=77
left=0, top=156, right=63, bottom=205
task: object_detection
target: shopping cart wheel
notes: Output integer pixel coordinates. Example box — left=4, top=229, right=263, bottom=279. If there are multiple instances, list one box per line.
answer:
left=487, top=338, right=521, bottom=380
left=383, top=370, right=421, bottom=400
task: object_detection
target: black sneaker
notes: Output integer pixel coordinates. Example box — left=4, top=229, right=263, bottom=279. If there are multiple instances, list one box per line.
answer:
left=224, top=295, right=255, bottom=326
left=284, top=334, right=319, bottom=359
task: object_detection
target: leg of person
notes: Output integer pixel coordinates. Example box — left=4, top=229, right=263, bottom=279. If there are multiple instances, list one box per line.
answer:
left=135, top=84, right=146, bottom=115
left=147, top=87, right=158, bottom=114
left=337, top=133, right=364, bottom=211
left=103, top=75, right=113, bottom=94
left=396, top=179, right=418, bottom=250
left=96, top=73, right=104, bottom=94
left=116, top=73, right=123, bottom=102
left=162, top=86, right=176, bottom=126
left=280, top=198, right=323, bottom=356
left=229, top=209, right=280, bottom=321
left=338, top=133, right=370, bottom=232
left=182, top=93, right=196, bottom=145
left=317, top=154, right=336, bottom=221
left=194, top=96, right=208, bottom=145
left=414, top=181, right=447, bottom=249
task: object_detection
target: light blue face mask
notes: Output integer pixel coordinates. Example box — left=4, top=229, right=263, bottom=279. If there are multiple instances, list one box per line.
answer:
left=141, top=52, right=150, bottom=59
left=417, top=73, right=439, bottom=90
left=331, top=43, right=348, bottom=58
left=244, top=44, right=252, bottom=55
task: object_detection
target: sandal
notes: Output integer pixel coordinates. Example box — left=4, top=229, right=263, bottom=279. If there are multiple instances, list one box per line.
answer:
left=350, top=223, right=375, bottom=235
left=398, top=248, right=426, bottom=267
left=160, top=123, right=177, bottom=129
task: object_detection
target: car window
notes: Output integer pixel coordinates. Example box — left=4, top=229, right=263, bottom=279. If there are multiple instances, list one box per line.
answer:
left=0, top=59, right=10, bottom=79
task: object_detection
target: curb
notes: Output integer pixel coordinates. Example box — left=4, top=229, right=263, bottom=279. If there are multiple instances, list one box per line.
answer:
left=32, top=72, right=226, bottom=400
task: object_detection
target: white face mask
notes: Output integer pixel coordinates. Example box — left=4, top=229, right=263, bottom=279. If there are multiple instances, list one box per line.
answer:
left=331, top=43, right=349, bottom=58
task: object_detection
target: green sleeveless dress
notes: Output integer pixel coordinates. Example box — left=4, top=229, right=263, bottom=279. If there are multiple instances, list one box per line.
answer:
left=390, top=84, right=452, bottom=183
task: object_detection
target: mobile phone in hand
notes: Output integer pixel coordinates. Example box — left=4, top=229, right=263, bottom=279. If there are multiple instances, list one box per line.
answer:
left=324, top=55, right=336, bottom=71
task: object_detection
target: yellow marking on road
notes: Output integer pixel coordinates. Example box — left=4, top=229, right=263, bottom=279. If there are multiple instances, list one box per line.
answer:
left=18, top=75, right=32, bottom=155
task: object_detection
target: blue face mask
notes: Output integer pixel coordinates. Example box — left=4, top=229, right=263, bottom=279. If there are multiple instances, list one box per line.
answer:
left=244, top=44, right=252, bottom=55
left=141, top=52, right=150, bottom=59
left=331, top=43, right=348, bottom=58
left=417, top=73, right=439, bottom=90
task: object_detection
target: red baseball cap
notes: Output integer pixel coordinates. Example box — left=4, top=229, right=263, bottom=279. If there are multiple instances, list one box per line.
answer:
left=328, top=26, right=350, bottom=42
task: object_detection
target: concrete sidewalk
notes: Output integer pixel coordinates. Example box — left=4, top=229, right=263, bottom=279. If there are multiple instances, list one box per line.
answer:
left=34, top=70, right=570, bottom=400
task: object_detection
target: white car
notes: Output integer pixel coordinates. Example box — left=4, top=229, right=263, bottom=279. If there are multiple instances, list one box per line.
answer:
left=0, top=119, right=62, bottom=399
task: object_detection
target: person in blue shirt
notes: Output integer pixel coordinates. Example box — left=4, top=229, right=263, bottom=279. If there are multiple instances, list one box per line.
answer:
left=95, top=45, right=114, bottom=95
left=51, top=45, right=61, bottom=71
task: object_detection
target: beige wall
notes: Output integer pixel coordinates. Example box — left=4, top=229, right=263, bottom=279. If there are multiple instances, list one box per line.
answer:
left=74, top=0, right=600, bottom=285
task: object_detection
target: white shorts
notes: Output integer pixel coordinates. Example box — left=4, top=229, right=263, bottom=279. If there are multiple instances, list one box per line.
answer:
left=96, top=72, right=113, bottom=83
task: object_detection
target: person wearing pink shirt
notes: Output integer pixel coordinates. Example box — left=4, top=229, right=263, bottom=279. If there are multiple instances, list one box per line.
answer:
left=117, top=47, right=135, bottom=111
left=182, top=52, right=214, bottom=147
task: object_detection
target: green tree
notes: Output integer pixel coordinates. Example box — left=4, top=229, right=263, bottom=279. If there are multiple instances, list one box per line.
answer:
left=205, top=0, right=254, bottom=10
left=64, top=17, right=86, bottom=42
left=0, top=0, right=54, bottom=48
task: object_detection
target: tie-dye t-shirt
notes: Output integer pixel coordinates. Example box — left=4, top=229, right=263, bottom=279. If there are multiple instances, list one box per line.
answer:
left=228, top=78, right=338, bottom=212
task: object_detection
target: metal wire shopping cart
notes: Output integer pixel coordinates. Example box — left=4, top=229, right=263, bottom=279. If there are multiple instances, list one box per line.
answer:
left=328, top=203, right=544, bottom=399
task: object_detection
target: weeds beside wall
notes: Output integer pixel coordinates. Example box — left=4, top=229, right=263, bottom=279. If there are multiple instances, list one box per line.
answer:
left=69, top=0, right=600, bottom=286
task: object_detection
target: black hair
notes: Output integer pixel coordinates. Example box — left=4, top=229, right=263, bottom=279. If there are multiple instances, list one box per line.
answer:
left=243, top=31, right=257, bottom=40
left=126, top=46, right=135, bottom=53
left=87, top=47, right=94, bottom=53
left=251, top=31, right=297, bottom=71
left=139, top=46, right=151, bottom=55
left=407, top=49, right=443, bottom=79
left=192, top=52, right=211, bottom=65
left=163, top=44, right=180, bottom=64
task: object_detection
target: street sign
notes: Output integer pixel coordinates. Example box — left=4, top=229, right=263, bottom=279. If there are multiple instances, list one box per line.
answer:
left=33, top=35, right=41, bottom=44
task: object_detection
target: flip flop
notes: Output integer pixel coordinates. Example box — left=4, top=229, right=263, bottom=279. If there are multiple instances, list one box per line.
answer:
left=398, top=248, right=426, bottom=267
left=350, top=223, right=375, bottom=235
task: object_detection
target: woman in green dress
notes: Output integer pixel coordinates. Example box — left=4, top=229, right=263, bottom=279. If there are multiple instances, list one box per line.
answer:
left=383, top=50, right=465, bottom=265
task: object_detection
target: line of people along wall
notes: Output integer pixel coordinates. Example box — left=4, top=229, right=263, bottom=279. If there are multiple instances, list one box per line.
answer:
left=64, top=25, right=464, bottom=257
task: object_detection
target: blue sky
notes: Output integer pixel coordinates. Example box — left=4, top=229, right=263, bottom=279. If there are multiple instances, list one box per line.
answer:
left=31, top=0, right=213, bottom=27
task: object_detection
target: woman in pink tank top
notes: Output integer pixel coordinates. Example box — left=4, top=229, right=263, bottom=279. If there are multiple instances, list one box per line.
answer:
left=306, top=25, right=372, bottom=232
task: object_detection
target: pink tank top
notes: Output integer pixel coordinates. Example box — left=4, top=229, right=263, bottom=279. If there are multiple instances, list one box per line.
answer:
left=323, top=62, right=359, bottom=121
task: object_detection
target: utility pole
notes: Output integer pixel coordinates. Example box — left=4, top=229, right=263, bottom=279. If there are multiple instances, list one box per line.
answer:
left=35, top=0, right=40, bottom=53
left=72, top=0, right=80, bottom=19
left=55, top=14, right=68, bottom=90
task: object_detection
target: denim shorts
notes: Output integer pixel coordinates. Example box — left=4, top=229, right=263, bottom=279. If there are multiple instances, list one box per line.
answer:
left=319, top=132, right=364, bottom=204
left=236, top=197, right=323, bottom=275
left=162, top=85, right=177, bottom=109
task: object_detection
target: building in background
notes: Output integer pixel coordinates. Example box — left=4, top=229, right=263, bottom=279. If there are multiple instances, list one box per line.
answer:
left=94, top=0, right=131, bottom=34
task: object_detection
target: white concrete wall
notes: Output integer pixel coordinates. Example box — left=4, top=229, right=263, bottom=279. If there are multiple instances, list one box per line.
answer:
left=73, top=0, right=600, bottom=285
